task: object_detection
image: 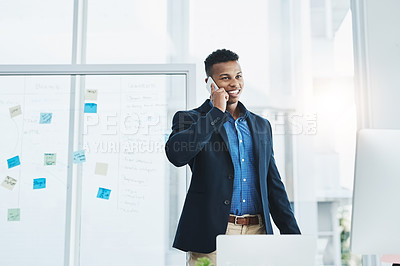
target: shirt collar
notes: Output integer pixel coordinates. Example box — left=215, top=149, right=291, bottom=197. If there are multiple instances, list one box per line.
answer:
left=208, top=100, right=249, bottom=120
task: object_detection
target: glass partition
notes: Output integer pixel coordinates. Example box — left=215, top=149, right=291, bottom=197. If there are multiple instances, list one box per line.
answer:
left=0, top=69, right=191, bottom=266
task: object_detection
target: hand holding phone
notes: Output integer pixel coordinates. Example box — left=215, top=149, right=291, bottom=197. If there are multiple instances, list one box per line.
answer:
left=206, top=77, right=219, bottom=94
left=207, top=77, right=228, bottom=112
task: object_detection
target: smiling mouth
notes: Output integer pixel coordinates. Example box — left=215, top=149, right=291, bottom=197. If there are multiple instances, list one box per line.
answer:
left=227, top=89, right=240, bottom=96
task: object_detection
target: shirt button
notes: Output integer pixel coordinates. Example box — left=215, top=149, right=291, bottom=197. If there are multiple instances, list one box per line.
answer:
left=241, top=159, right=244, bottom=162
left=243, top=178, right=246, bottom=182
left=242, top=199, right=246, bottom=203
left=224, top=200, right=231, bottom=205
left=239, top=140, right=242, bottom=143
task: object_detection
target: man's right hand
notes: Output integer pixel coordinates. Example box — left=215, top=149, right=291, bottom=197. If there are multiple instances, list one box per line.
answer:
left=210, top=83, right=229, bottom=113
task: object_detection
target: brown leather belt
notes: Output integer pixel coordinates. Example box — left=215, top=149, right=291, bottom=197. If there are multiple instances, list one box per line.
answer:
left=228, top=215, right=261, bottom=225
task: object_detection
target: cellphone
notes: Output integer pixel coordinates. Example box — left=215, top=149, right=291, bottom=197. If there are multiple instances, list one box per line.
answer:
left=206, top=77, right=219, bottom=94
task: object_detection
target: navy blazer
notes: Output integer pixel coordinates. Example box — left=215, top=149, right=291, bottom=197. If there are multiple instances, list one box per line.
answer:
left=165, top=99, right=300, bottom=253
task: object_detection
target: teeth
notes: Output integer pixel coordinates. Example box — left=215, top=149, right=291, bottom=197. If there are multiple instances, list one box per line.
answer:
left=228, top=90, right=239, bottom=95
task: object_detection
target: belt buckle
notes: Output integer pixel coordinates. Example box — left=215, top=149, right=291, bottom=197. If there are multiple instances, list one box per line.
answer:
left=234, top=215, right=245, bottom=225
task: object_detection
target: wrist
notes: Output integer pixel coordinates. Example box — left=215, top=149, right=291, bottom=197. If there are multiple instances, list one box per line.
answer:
left=214, top=105, right=226, bottom=113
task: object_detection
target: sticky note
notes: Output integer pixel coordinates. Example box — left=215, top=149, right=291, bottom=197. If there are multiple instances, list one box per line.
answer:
left=44, top=153, right=57, bottom=166
left=85, top=89, right=98, bottom=101
left=33, top=178, right=46, bottom=189
left=84, top=103, right=97, bottom=113
left=7, top=156, right=21, bottom=169
left=1, top=176, right=17, bottom=190
left=73, top=150, right=86, bottom=164
left=39, top=113, right=53, bottom=124
left=381, top=255, right=400, bottom=263
left=97, top=187, right=111, bottom=200
left=8, top=208, right=20, bottom=222
left=9, top=105, right=22, bottom=118
left=95, top=162, right=108, bottom=176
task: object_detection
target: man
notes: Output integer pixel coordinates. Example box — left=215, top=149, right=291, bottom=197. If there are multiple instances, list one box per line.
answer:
left=165, top=49, right=300, bottom=265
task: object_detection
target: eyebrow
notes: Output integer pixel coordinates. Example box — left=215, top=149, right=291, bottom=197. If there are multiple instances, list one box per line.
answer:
left=219, top=71, right=242, bottom=77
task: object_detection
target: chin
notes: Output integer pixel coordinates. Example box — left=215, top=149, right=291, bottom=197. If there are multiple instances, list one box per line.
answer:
left=228, top=95, right=241, bottom=104
left=228, top=98, right=240, bottom=105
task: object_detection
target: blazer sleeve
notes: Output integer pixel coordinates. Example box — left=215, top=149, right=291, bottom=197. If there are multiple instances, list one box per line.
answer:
left=165, top=107, right=228, bottom=167
left=266, top=121, right=301, bottom=234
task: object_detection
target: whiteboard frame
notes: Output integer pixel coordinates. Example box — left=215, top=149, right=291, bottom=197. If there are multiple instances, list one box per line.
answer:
left=0, top=64, right=195, bottom=266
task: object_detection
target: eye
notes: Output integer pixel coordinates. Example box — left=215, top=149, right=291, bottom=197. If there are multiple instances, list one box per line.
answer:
left=236, top=75, right=242, bottom=79
left=221, top=77, right=229, bottom=80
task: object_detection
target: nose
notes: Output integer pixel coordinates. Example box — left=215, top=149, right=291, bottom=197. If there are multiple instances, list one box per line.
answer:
left=229, top=79, right=240, bottom=88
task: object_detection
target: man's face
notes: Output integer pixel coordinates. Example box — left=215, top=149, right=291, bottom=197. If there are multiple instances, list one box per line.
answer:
left=210, top=60, right=244, bottom=105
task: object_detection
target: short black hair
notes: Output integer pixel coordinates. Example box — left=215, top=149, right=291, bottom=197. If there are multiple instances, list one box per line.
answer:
left=204, top=49, right=239, bottom=77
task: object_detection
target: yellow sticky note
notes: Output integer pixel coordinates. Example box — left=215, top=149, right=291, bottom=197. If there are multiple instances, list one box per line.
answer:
left=95, top=162, right=108, bottom=176
left=85, top=89, right=98, bottom=101
left=9, top=105, right=22, bottom=118
left=1, top=176, right=17, bottom=190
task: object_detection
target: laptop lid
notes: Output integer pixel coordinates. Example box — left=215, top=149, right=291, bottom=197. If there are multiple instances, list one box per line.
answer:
left=217, top=235, right=316, bottom=266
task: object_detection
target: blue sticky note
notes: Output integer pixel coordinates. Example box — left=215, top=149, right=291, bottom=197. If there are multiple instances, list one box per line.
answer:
left=39, top=113, right=53, bottom=124
left=33, top=178, right=46, bottom=189
left=97, top=187, right=111, bottom=200
left=7, top=156, right=21, bottom=169
left=84, top=103, right=97, bottom=113
left=73, top=150, right=86, bottom=164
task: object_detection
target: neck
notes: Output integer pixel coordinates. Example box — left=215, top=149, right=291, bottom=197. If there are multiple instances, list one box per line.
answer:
left=226, top=102, right=240, bottom=120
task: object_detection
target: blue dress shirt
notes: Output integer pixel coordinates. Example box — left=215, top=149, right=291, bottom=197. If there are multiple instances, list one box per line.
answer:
left=210, top=101, right=262, bottom=215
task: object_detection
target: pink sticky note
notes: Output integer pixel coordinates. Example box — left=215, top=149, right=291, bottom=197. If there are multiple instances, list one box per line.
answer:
left=381, top=255, right=400, bottom=263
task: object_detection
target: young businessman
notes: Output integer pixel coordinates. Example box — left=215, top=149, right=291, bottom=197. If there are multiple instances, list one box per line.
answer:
left=165, top=49, right=300, bottom=265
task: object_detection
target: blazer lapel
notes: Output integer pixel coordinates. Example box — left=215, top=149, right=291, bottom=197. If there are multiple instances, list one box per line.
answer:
left=247, top=113, right=266, bottom=183
left=198, top=99, right=231, bottom=155
left=217, top=125, right=231, bottom=155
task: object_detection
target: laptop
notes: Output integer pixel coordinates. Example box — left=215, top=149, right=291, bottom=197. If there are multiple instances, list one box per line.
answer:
left=217, top=235, right=316, bottom=266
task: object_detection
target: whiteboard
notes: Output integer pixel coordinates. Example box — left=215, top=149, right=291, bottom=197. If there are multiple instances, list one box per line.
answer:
left=0, top=65, right=195, bottom=266
left=0, top=76, right=71, bottom=266
left=80, top=75, right=175, bottom=266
